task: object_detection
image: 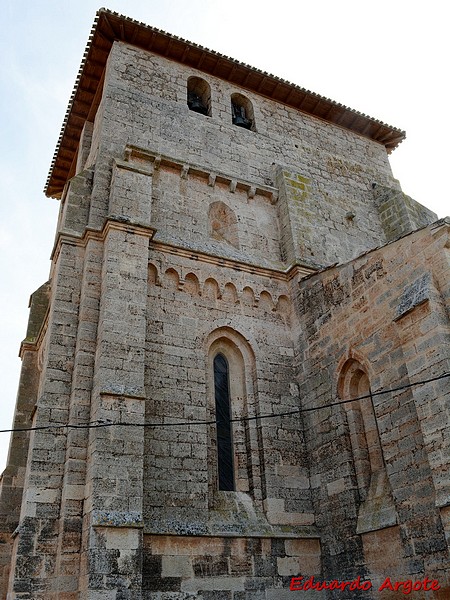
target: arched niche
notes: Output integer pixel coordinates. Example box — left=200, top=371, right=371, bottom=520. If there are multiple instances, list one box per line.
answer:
left=258, top=291, right=274, bottom=312
left=242, top=286, right=256, bottom=307
left=222, top=282, right=239, bottom=305
left=164, top=268, right=180, bottom=290
left=148, top=263, right=159, bottom=286
left=208, top=201, right=240, bottom=249
left=203, top=277, right=221, bottom=301
left=184, top=272, right=200, bottom=296
left=338, top=359, right=384, bottom=500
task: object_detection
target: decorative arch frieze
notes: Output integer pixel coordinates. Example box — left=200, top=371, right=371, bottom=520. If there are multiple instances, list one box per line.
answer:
left=276, top=294, right=291, bottom=317
left=203, top=277, right=221, bottom=301
left=147, top=262, right=291, bottom=317
left=222, top=282, right=239, bottom=305
left=258, top=291, right=274, bottom=312
left=184, top=272, right=200, bottom=296
left=242, top=286, right=256, bottom=307
left=148, top=263, right=159, bottom=286
left=164, top=268, right=180, bottom=290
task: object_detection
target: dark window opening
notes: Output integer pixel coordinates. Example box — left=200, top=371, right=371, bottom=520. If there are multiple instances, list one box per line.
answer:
left=231, top=93, right=255, bottom=130
left=187, top=91, right=208, bottom=115
left=213, top=353, right=235, bottom=491
left=231, top=103, right=251, bottom=129
left=187, top=77, right=211, bottom=116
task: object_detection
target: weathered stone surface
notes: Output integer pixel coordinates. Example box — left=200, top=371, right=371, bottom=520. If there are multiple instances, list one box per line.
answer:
left=0, top=8, right=449, bottom=600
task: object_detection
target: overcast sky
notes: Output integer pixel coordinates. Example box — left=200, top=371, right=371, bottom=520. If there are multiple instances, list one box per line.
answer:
left=0, top=0, right=448, bottom=471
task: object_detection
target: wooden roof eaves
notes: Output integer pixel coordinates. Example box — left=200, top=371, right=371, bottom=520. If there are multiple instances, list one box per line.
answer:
left=45, top=7, right=406, bottom=198
left=44, top=12, right=105, bottom=198
left=180, top=45, right=190, bottom=63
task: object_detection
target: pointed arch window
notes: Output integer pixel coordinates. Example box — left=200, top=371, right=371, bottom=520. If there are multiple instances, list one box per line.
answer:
left=213, top=353, right=235, bottom=491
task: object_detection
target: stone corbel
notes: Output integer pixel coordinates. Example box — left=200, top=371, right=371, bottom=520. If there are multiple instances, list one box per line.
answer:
left=247, top=186, right=256, bottom=200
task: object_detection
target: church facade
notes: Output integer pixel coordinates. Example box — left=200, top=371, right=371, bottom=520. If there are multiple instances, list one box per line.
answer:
left=0, top=9, right=449, bottom=599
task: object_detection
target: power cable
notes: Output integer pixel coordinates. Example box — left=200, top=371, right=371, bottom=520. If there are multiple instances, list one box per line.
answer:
left=0, top=371, right=448, bottom=434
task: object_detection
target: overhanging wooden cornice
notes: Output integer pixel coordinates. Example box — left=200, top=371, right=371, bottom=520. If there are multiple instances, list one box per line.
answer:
left=45, top=8, right=406, bottom=199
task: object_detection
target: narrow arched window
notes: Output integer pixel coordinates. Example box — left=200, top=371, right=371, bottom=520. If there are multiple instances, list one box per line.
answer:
left=213, top=353, right=235, bottom=491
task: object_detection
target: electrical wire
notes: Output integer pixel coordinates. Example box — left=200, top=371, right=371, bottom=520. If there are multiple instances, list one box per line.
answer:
left=0, top=371, right=448, bottom=435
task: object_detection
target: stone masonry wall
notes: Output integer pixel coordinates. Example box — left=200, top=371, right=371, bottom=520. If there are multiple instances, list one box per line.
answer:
left=85, top=42, right=403, bottom=268
left=373, top=184, right=437, bottom=242
left=1, top=31, right=448, bottom=600
left=294, top=220, right=450, bottom=598
left=0, top=282, right=50, bottom=596
left=144, top=248, right=312, bottom=533
left=142, top=535, right=322, bottom=600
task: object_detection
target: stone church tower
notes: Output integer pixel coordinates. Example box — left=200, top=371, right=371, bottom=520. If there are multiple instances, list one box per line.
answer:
left=0, top=8, right=449, bottom=600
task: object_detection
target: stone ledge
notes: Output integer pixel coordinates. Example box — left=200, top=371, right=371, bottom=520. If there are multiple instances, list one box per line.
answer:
left=50, top=217, right=157, bottom=261
left=123, top=144, right=279, bottom=204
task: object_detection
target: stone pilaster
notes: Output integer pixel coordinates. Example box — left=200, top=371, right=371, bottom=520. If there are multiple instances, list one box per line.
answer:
left=6, top=242, right=84, bottom=599
left=0, top=284, right=50, bottom=598
left=275, top=166, right=313, bottom=266
left=81, top=159, right=154, bottom=598
left=393, top=269, right=450, bottom=584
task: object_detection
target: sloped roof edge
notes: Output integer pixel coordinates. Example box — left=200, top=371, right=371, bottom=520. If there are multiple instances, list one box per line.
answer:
left=45, top=8, right=406, bottom=198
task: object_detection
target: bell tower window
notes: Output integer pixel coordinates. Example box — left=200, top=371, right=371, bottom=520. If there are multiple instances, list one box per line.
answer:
left=187, top=76, right=211, bottom=116
left=231, top=93, right=255, bottom=131
left=213, top=353, right=235, bottom=491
